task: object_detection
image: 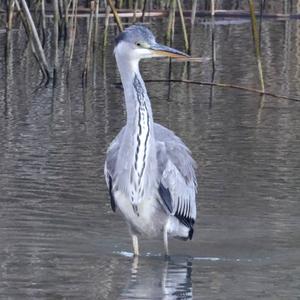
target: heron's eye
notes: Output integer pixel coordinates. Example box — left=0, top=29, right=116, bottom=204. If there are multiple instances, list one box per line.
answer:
left=135, top=41, right=150, bottom=49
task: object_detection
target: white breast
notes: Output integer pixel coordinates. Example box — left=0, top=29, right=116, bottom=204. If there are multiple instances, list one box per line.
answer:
left=114, top=191, right=167, bottom=237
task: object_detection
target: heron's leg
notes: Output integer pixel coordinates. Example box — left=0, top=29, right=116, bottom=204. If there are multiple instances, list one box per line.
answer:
left=132, top=234, right=139, bottom=256
left=132, top=255, right=139, bottom=272
left=163, top=224, right=169, bottom=257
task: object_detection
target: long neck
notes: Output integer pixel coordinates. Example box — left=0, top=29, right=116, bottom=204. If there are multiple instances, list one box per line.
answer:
left=115, top=53, right=156, bottom=202
left=115, top=55, right=153, bottom=127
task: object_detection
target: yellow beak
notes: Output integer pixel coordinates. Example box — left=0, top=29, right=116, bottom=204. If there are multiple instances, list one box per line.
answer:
left=150, top=43, right=190, bottom=59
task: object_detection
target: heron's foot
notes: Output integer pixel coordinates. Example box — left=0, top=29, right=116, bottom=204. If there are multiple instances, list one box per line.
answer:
left=164, top=253, right=171, bottom=261
left=132, top=234, right=139, bottom=256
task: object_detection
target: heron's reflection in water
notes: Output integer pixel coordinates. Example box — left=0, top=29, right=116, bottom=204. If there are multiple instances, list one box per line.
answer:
left=121, top=256, right=193, bottom=299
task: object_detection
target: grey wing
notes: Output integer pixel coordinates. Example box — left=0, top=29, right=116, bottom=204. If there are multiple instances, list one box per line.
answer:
left=104, top=127, right=125, bottom=212
left=155, top=124, right=197, bottom=228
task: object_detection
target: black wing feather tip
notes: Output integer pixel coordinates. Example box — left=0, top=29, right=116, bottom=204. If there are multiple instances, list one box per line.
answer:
left=108, top=176, right=116, bottom=212
left=188, top=227, right=194, bottom=240
left=158, top=183, right=173, bottom=213
left=175, top=211, right=195, bottom=239
left=158, top=182, right=195, bottom=240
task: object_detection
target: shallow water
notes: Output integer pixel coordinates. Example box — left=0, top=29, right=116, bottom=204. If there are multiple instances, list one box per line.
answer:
left=0, top=16, right=300, bottom=299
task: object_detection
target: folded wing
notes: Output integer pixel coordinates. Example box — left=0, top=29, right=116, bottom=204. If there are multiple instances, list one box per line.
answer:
left=155, top=124, right=197, bottom=231
left=104, top=127, right=126, bottom=212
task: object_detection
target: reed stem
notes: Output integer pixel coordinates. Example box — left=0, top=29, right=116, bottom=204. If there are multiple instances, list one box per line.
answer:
left=166, top=0, right=176, bottom=44
left=141, top=0, right=147, bottom=22
left=107, top=0, right=123, bottom=31
left=191, top=0, right=197, bottom=27
left=177, top=0, right=189, bottom=51
left=68, top=0, right=78, bottom=73
left=211, top=0, right=215, bottom=16
left=93, top=0, right=100, bottom=53
left=82, top=1, right=95, bottom=85
left=133, top=0, right=138, bottom=23
left=53, top=0, right=59, bottom=83
left=41, top=0, right=46, bottom=46
left=248, top=0, right=265, bottom=92
left=7, top=0, right=15, bottom=31
left=102, top=3, right=111, bottom=50
left=18, top=0, right=50, bottom=81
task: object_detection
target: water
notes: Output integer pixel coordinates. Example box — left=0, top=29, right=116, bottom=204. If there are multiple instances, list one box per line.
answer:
left=1, top=17, right=300, bottom=299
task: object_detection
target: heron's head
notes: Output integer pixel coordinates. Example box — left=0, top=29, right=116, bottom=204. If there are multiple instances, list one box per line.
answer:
left=114, top=25, right=189, bottom=61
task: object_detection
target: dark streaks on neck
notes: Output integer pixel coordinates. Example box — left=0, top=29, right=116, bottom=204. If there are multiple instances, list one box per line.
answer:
left=132, top=74, right=151, bottom=190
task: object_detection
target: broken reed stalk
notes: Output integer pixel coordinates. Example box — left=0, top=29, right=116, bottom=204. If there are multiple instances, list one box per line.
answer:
left=14, top=1, right=35, bottom=51
left=5, top=27, right=13, bottom=115
left=189, top=0, right=198, bottom=57
left=143, top=79, right=300, bottom=102
left=68, top=0, right=78, bottom=69
left=127, top=0, right=134, bottom=9
left=107, top=0, right=123, bottom=32
left=7, top=0, right=15, bottom=31
left=53, top=0, right=59, bottom=83
left=166, top=0, right=176, bottom=100
left=133, top=0, right=138, bottom=23
left=58, top=0, right=65, bottom=40
left=210, top=0, right=216, bottom=67
left=256, top=94, right=266, bottom=124
left=248, top=0, right=265, bottom=92
left=93, top=0, right=100, bottom=54
left=92, top=0, right=100, bottom=84
left=211, top=0, right=215, bottom=16
left=259, top=0, right=265, bottom=49
left=60, top=0, right=64, bottom=20
left=166, top=0, right=176, bottom=44
left=171, top=1, right=176, bottom=42
left=191, top=0, right=198, bottom=27
left=102, top=3, right=110, bottom=51
left=141, top=0, right=147, bottom=22
left=41, top=0, right=46, bottom=46
left=82, top=1, right=95, bottom=85
left=18, top=0, right=50, bottom=81
left=210, top=0, right=216, bottom=106
left=177, top=0, right=189, bottom=52
left=63, top=0, right=72, bottom=43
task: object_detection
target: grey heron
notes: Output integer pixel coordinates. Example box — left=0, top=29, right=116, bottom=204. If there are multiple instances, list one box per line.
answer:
left=104, top=25, right=197, bottom=256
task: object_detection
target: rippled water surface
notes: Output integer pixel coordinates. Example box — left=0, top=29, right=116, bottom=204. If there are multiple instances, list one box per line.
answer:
left=1, top=17, right=300, bottom=299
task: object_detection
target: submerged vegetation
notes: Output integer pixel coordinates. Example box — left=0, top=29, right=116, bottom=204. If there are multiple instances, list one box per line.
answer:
left=0, top=0, right=299, bottom=101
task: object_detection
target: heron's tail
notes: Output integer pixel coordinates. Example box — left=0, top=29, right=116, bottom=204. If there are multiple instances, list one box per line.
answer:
left=167, top=216, right=194, bottom=240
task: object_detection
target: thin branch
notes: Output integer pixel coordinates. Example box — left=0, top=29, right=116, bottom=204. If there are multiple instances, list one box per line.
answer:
left=142, top=79, right=300, bottom=102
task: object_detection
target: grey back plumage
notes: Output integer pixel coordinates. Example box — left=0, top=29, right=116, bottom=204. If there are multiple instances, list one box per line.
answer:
left=104, top=123, right=197, bottom=228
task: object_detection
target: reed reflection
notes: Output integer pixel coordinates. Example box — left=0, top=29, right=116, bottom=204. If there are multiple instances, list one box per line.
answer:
left=121, top=256, right=193, bottom=300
